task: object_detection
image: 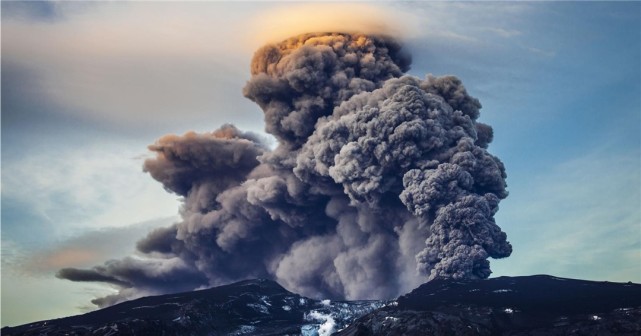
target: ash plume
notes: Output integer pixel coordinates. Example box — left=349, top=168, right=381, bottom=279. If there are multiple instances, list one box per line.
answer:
left=58, top=32, right=511, bottom=306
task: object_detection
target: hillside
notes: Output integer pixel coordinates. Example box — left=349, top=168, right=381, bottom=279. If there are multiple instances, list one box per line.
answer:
left=3, top=275, right=640, bottom=335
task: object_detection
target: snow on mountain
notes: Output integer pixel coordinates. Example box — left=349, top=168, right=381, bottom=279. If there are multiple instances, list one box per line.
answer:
left=3, top=275, right=640, bottom=336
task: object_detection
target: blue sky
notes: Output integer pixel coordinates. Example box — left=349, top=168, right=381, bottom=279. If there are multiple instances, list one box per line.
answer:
left=2, top=1, right=640, bottom=327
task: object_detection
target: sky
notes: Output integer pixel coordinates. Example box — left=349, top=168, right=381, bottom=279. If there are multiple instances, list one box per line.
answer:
left=2, top=0, right=640, bottom=327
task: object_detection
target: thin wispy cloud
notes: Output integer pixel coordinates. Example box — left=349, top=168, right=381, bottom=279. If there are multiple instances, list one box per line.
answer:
left=2, top=2, right=263, bottom=132
left=3, top=217, right=177, bottom=277
left=524, top=46, right=557, bottom=58
left=2, top=143, right=179, bottom=235
left=493, top=149, right=641, bottom=282
left=483, top=27, right=522, bottom=38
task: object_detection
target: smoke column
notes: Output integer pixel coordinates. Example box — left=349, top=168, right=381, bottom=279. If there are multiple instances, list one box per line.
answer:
left=58, top=32, right=511, bottom=306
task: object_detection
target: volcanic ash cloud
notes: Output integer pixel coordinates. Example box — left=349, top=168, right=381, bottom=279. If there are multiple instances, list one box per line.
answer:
left=58, top=32, right=511, bottom=305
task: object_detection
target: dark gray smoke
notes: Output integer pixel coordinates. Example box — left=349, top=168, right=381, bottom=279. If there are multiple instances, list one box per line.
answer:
left=58, top=32, right=511, bottom=306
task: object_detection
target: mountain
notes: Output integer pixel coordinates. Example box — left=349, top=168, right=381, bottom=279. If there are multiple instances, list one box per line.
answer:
left=3, top=275, right=640, bottom=335
left=337, top=275, right=641, bottom=336
left=1, top=279, right=385, bottom=336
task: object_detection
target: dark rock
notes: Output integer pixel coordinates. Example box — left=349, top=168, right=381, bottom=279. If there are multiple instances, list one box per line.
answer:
left=3, top=275, right=640, bottom=335
left=337, top=275, right=641, bottom=336
left=1, top=279, right=356, bottom=336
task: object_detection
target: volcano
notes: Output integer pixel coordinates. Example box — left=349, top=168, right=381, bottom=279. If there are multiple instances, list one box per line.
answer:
left=3, top=275, right=640, bottom=335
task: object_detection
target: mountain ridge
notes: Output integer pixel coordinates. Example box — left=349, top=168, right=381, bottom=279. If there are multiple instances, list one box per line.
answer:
left=338, top=275, right=641, bottom=335
left=3, top=275, right=640, bottom=335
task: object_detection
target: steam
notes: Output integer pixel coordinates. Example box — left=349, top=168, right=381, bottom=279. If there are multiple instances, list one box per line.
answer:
left=58, top=32, right=511, bottom=306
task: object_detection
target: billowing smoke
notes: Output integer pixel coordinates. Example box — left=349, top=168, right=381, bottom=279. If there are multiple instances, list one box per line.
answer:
left=57, top=32, right=511, bottom=306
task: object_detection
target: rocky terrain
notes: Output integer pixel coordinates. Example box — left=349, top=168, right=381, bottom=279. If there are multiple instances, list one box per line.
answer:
left=3, top=275, right=640, bottom=335
left=337, top=275, right=641, bottom=335
left=1, top=279, right=384, bottom=336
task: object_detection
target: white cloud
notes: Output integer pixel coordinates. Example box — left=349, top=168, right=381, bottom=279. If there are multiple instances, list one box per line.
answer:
left=3, top=217, right=177, bottom=277
left=2, top=140, right=180, bottom=236
left=1, top=2, right=421, bottom=135
left=2, top=2, right=264, bottom=132
left=2, top=1, right=543, bottom=135
left=247, top=3, right=421, bottom=44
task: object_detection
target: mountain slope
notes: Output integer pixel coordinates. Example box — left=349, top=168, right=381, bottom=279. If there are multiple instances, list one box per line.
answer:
left=3, top=275, right=640, bottom=335
left=337, top=275, right=641, bottom=336
left=1, top=278, right=383, bottom=336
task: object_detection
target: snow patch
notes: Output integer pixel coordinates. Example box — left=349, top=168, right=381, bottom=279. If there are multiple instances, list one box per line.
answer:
left=282, top=305, right=292, bottom=311
left=305, top=311, right=336, bottom=336
left=301, top=324, right=317, bottom=336
left=260, top=296, right=272, bottom=306
left=246, top=303, right=269, bottom=314
left=590, top=315, right=602, bottom=321
left=103, top=324, right=119, bottom=336
left=504, top=308, right=514, bottom=314
left=493, top=289, right=512, bottom=293
left=131, top=302, right=180, bottom=309
left=321, top=299, right=331, bottom=306
left=231, top=325, right=257, bottom=335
